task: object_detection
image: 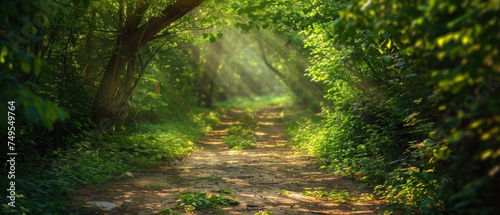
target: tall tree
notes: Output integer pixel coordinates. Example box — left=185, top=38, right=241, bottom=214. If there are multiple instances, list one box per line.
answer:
left=92, top=0, right=205, bottom=131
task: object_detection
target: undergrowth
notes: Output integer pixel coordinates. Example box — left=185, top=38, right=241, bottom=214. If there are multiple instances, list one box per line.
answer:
left=1, top=109, right=223, bottom=214
left=284, top=85, right=448, bottom=213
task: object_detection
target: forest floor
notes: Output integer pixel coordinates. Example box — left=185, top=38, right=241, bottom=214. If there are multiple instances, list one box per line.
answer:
left=73, top=106, right=386, bottom=215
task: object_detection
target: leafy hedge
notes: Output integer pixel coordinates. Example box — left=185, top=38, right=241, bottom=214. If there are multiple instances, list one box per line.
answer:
left=285, top=0, right=500, bottom=213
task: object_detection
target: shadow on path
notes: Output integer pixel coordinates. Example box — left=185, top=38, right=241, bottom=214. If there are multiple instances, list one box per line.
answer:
left=74, top=106, right=384, bottom=215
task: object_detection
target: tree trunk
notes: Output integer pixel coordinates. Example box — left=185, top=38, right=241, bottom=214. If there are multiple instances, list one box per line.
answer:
left=92, top=52, right=129, bottom=131
left=91, top=0, right=206, bottom=131
left=113, top=57, right=136, bottom=133
left=199, top=38, right=224, bottom=107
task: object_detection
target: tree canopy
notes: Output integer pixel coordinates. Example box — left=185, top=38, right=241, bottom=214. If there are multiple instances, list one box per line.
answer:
left=1, top=0, right=499, bottom=214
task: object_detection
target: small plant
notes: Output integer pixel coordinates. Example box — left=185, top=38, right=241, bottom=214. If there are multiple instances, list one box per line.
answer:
left=222, top=134, right=256, bottom=150
left=289, top=181, right=303, bottom=186
left=227, top=124, right=254, bottom=135
left=184, top=205, right=196, bottom=213
left=360, top=194, right=374, bottom=200
left=303, top=187, right=354, bottom=204
left=255, top=211, right=274, bottom=215
left=179, top=191, right=240, bottom=210
left=279, top=189, right=290, bottom=196
left=159, top=208, right=178, bottom=215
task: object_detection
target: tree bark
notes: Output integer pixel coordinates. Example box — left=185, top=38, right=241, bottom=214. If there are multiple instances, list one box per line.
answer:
left=113, top=57, right=136, bottom=133
left=92, top=0, right=205, bottom=131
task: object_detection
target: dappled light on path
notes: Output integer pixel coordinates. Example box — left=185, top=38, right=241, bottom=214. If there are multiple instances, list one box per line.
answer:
left=74, top=107, right=384, bottom=214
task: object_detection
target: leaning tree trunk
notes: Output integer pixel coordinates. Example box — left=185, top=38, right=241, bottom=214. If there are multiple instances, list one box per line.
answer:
left=257, top=37, right=326, bottom=112
left=91, top=0, right=206, bottom=131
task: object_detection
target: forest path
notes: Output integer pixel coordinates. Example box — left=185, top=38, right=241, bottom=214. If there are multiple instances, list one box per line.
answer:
left=75, top=107, right=384, bottom=215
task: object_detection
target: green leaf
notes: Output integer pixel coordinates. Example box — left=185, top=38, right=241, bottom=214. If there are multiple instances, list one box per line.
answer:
left=0, top=46, right=8, bottom=63
left=20, top=60, right=31, bottom=73
left=433, top=146, right=451, bottom=160
left=91, top=1, right=100, bottom=8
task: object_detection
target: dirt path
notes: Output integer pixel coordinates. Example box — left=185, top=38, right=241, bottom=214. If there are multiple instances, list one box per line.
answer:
left=74, top=107, right=384, bottom=215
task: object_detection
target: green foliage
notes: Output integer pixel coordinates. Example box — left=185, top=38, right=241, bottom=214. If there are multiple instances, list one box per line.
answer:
left=129, top=47, right=205, bottom=123
left=110, top=122, right=200, bottom=166
left=0, top=145, right=133, bottom=214
left=288, top=181, right=303, bottom=186
left=227, top=114, right=258, bottom=135
left=2, top=0, right=498, bottom=214
left=159, top=208, right=179, bottom=215
left=1, top=109, right=220, bottom=214
left=303, top=187, right=354, bottom=205
left=308, top=0, right=499, bottom=213
left=254, top=211, right=274, bottom=215
left=277, top=0, right=500, bottom=213
left=222, top=134, right=257, bottom=150
left=192, top=109, right=225, bottom=133
left=179, top=191, right=240, bottom=210
left=0, top=0, right=69, bottom=132
left=215, top=95, right=293, bottom=110
left=0, top=74, right=68, bottom=131
left=286, top=98, right=442, bottom=211
left=223, top=110, right=259, bottom=150
left=279, top=189, right=290, bottom=196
